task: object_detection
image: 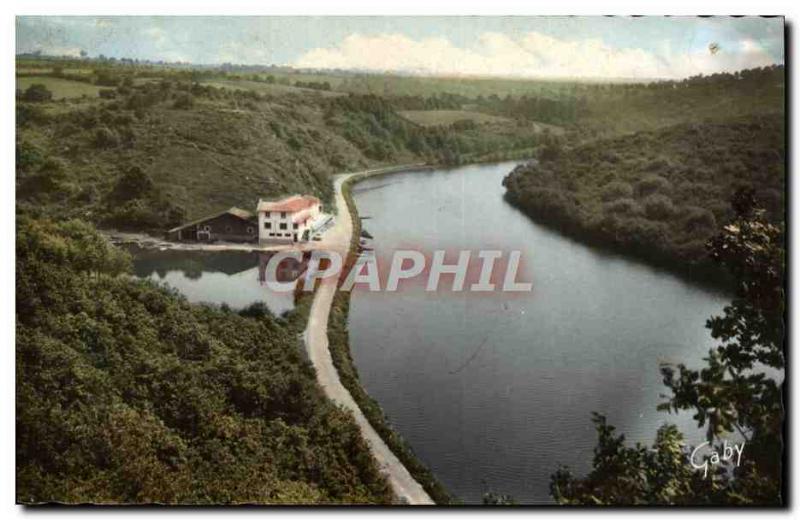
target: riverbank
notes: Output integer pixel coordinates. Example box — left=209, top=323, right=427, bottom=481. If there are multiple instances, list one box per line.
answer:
left=331, top=169, right=454, bottom=504
left=302, top=169, right=436, bottom=505
left=502, top=187, right=733, bottom=292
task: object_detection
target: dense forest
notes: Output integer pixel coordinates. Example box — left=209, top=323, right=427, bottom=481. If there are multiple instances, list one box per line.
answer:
left=503, top=66, right=784, bottom=280
left=16, top=217, right=392, bottom=504
left=503, top=113, right=784, bottom=278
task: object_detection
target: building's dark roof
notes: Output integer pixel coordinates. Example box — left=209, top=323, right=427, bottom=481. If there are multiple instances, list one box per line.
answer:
left=167, top=207, right=255, bottom=233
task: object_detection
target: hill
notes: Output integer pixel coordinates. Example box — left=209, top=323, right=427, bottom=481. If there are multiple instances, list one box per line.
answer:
left=16, top=68, right=548, bottom=231
left=16, top=217, right=393, bottom=504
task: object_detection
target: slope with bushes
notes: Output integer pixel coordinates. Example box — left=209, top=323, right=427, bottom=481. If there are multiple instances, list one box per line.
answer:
left=503, top=113, right=785, bottom=278
left=16, top=217, right=392, bottom=504
left=16, top=71, right=547, bottom=233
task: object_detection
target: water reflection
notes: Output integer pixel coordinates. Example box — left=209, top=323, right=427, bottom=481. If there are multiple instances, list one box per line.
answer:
left=348, top=161, right=732, bottom=504
left=127, top=246, right=308, bottom=316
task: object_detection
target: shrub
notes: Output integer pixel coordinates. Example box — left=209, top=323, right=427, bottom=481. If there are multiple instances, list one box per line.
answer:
left=110, top=166, right=155, bottom=202
left=238, top=301, right=275, bottom=320
left=604, top=197, right=640, bottom=216
left=682, top=206, right=717, bottom=233
left=56, top=121, right=82, bottom=138
left=601, top=181, right=634, bottom=202
left=16, top=104, right=50, bottom=127
left=539, top=142, right=562, bottom=162
left=22, top=83, right=53, bottom=102
left=643, top=194, right=676, bottom=220
left=19, top=158, right=70, bottom=199
left=635, top=174, right=671, bottom=197
left=94, top=127, right=119, bottom=149
left=94, top=70, right=119, bottom=87
left=173, top=93, right=194, bottom=110
left=16, top=141, right=44, bottom=172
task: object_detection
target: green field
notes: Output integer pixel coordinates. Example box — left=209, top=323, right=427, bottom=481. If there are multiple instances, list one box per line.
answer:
left=16, top=76, right=103, bottom=99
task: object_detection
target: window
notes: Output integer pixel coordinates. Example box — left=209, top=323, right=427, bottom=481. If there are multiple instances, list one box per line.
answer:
left=281, top=211, right=287, bottom=218
left=269, top=232, right=275, bottom=237
left=264, top=221, right=271, bottom=229
left=279, top=223, right=287, bottom=230
left=293, top=223, right=299, bottom=230
left=247, top=226, right=254, bottom=234
left=203, top=225, right=211, bottom=232
left=264, top=211, right=270, bottom=218
left=225, top=226, right=232, bottom=233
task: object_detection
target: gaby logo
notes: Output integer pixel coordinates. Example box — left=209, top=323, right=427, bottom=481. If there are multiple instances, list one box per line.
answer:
left=690, top=441, right=745, bottom=478
left=260, top=249, right=533, bottom=293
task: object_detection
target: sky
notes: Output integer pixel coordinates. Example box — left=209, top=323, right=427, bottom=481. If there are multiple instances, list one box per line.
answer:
left=16, top=16, right=785, bottom=80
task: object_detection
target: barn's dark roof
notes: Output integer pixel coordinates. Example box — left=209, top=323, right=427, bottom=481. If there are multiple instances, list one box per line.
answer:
left=167, top=207, right=255, bottom=233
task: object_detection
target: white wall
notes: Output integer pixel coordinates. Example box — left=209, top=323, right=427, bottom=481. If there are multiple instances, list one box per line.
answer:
left=258, top=204, right=323, bottom=243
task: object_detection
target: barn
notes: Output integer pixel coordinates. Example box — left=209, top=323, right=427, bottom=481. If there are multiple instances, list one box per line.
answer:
left=165, top=207, right=258, bottom=243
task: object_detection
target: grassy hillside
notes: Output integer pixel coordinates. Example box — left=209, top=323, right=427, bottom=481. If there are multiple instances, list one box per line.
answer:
left=16, top=62, right=552, bottom=232
left=503, top=112, right=785, bottom=278
left=16, top=217, right=392, bottom=504
left=16, top=76, right=104, bottom=99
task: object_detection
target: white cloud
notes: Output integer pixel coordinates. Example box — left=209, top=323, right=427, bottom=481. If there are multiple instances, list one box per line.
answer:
left=294, top=32, right=780, bottom=80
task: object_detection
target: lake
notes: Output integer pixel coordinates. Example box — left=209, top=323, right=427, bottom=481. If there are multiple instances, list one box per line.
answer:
left=347, top=161, right=731, bottom=504
left=127, top=247, right=297, bottom=317
left=126, top=161, right=732, bottom=505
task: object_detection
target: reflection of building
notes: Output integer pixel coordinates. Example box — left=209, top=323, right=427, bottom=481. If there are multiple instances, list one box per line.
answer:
left=257, top=252, right=309, bottom=284
left=257, top=195, right=322, bottom=244
left=166, top=207, right=257, bottom=242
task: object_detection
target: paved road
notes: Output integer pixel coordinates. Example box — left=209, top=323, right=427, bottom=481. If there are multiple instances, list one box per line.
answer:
left=303, top=171, right=435, bottom=505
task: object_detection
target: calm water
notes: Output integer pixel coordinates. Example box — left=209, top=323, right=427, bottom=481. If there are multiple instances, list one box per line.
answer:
left=128, top=247, right=296, bottom=316
left=348, top=162, right=730, bottom=504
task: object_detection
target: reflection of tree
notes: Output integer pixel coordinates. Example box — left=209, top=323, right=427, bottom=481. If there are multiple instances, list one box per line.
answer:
left=127, top=246, right=258, bottom=278
left=183, top=260, right=204, bottom=280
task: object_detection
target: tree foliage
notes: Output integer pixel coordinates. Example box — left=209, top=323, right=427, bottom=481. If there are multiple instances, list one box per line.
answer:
left=16, top=217, right=392, bottom=504
left=550, top=189, right=785, bottom=506
left=504, top=114, right=784, bottom=278
left=22, top=83, right=53, bottom=102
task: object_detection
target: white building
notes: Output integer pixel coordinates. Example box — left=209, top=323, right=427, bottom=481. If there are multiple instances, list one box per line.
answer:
left=257, top=194, right=323, bottom=244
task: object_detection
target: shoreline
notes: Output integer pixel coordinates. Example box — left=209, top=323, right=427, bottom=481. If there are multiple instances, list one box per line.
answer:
left=331, top=165, right=455, bottom=504
left=302, top=167, right=437, bottom=505
left=501, top=189, right=735, bottom=294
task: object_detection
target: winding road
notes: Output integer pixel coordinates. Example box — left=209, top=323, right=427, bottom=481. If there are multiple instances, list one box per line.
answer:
left=303, top=169, right=435, bottom=505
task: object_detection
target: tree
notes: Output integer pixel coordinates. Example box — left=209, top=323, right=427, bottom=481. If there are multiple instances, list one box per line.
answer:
left=551, top=188, right=785, bottom=505
left=22, top=83, right=53, bottom=103
left=109, top=166, right=155, bottom=202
